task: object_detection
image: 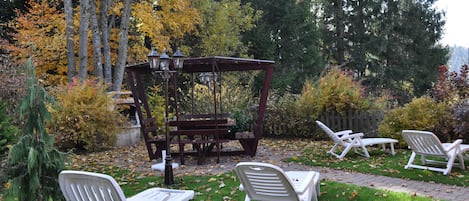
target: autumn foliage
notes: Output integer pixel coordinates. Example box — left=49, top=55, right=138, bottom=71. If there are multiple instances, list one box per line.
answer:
left=4, top=0, right=67, bottom=86
left=4, top=0, right=201, bottom=86
left=49, top=78, right=126, bottom=152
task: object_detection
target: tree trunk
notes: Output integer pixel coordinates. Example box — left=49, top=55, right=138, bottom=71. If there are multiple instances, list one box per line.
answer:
left=112, top=0, right=132, bottom=92
left=78, top=0, right=90, bottom=80
left=100, top=0, right=113, bottom=84
left=334, top=0, right=345, bottom=65
left=64, top=0, right=76, bottom=82
left=90, top=0, right=103, bottom=78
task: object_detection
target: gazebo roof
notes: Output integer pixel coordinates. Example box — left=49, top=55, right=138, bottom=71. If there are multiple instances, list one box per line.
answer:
left=125, top=56, right=275, bottom=73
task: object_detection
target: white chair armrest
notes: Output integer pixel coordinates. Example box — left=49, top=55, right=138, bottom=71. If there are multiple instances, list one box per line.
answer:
left=445, top=139, right=463, bottom=152
left=285, top=171, right=316, bottom=194
left=335, top=130, right=353, bottom=136
left=340, top=133, right=363, bottom=140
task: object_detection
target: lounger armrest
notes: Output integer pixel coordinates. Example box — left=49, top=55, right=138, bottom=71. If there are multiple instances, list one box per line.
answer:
left=446, top=139, right=463, bottom=152
left=340, top=133, right=363, bottom=140
left=293, top=172, right=315, bottom=194
left=335, top=130, right=353, bottom=136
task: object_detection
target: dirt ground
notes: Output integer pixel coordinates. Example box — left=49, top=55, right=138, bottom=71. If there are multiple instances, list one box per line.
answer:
left=70, top=138, right=316, bottom=176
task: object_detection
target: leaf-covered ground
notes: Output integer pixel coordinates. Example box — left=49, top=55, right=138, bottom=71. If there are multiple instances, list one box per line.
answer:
left=69, top=138, right=313, bottom=176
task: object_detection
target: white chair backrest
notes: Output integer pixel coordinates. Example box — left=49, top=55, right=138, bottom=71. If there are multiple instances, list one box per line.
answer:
left=59, top=170, right=127, bottom=201
left=316, top=121, right=344, bottom=145
left=402, top=130, right=447, bottom=156
left=235, top=162, right=299, bottom=201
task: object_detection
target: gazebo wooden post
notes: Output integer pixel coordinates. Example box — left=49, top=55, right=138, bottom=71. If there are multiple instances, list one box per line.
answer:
left=126, top=67, right=165, bottom=161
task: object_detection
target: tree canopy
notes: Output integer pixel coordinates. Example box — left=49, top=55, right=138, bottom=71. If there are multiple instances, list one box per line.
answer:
left=1, top=0, right=449, bottom=104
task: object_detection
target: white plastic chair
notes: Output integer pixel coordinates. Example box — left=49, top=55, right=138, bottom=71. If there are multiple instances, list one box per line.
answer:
left=402, top=130, right=465, bottom=175
left=234, top=162, right=320, bottom=201
left=59, top=170, right=195, bottom=201
left=316, top=120, right=397, bottom=159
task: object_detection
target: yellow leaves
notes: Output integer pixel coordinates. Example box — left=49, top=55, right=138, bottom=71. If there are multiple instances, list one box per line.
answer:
left=5, top=182, right=11, bottom=190
left=349, top=190, right=359, bottom=200
left=133, top=0, right=200, bottom=50
left=50, top=78, right=126, bottom=152
left=208, top=177, right=217, bottom=182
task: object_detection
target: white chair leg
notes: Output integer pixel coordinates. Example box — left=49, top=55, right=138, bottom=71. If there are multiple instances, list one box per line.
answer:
left=361, top=145, right=370, bottom=158
left=339, top=144, right=353, bottom=159
left=444, top=154, right=457, bottom=175
left=405, top=152, right=417, bottom=169
left=458, top=154, right=465, bottom=170
left=390, top=143, right=395, bottom=155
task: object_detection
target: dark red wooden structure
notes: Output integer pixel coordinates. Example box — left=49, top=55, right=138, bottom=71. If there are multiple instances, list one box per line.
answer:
left=125, top=56, right=274, bottom=164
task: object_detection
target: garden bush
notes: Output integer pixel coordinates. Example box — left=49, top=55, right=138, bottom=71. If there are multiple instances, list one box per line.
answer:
left=49, top=78, right=126, bottom=153
left=179, top=73, right=255, bottom=132
left=263, top=90, right=318, bottom=138
left=0, top=100, right=18, bottom=155
left=0, top=54, right=27, bottom=116
left=180, top=73, right=255, bottom=114
left=378, top=96, right=452, bottom=145
left=263, top=67, right=385, bottom=139
left=297, top=68, right=381, bottom=119
left=146, top=85, right=168, bottom=134
left=430, top=64, right=469, bottom=143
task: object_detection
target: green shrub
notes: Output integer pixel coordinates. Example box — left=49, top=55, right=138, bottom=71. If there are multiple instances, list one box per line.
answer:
left=263, top=67, right=384, bottom=139
left=263, top=90, right=321, bottom=138
left=49, top=78, right=126, bottom=153
left=378, top=96, right=452, bottom=145
left=146, top=85, right=170, bottom=134
left=0, top=100, right=18, bottom=155
left=230, top=107, right=253, bottom=133
left=297, top=68, right=380, bottom=120
left=180, top=73, right=255, bottom=115
left=453, top=102, right=469, bottom=143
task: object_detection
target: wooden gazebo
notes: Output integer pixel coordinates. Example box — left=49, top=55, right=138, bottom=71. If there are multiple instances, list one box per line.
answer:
left=125, top=56, right=274, bottom=164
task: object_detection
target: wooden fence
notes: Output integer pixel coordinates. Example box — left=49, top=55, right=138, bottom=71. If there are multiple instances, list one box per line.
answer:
left=318, top=110, right=384, bottom=137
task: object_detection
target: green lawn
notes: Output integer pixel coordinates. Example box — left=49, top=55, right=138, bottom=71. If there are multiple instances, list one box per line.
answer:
left=290, top=141, right=469, bottom=187
left=119, top=170, right=435, bottom=201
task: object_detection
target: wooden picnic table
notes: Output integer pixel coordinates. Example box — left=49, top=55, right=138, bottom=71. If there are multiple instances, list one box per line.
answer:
left=169, top=115, right=235, bottom=165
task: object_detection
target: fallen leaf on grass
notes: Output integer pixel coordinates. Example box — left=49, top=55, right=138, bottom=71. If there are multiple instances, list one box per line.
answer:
left=208, top=177, right=217, bottom=182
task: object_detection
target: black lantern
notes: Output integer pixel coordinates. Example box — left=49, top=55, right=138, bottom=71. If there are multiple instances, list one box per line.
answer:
left=147, top=48, right=160, bottom=70
left=159, top=51, right=171, bottom=79
left=173, top=47, right=184, bottom=73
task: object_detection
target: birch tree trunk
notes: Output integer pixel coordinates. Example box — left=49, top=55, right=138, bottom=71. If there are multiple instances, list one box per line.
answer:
left=64, top=0, right=76, bottom=82
left=78, top=0, right=90, bottom=80
left=112, top=0, right=132, bottom=92
left=90, top=0, right=103, bottom=78
left=100, top=0, right=113, bottom=84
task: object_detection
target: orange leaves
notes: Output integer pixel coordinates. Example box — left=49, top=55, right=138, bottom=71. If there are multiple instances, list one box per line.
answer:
left=5, top=0, right=67, bottom=86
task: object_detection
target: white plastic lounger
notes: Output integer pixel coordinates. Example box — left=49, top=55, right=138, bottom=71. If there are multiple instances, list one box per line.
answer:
left=316, top=120, right=398, bottom=159
left=235, top=162, right=320, bottom=201
left=402, top=130, right=465, bottom=175
left=59, top=170, right=195, bottom=201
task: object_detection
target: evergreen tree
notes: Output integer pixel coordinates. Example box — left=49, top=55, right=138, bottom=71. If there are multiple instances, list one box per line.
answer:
left=319, top=0, right=448, bottom=103
left=5, top=58, right=66, bottom=201
left=243, top=0, right=323, bottom=94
